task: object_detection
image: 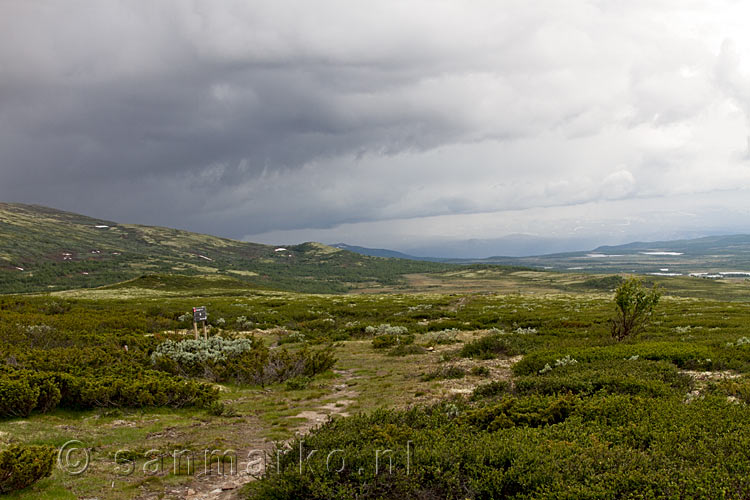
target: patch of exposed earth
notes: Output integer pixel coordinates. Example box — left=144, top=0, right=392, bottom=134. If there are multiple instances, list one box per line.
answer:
left=290, top=369, right=359, bottom=435
left=440, top=355, right=522, bottom=395
left=133, top=417, right=269, bottom=500
left=145, top=369, right=359, bottom=500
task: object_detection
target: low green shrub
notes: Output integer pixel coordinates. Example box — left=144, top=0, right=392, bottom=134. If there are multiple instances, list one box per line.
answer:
left=514, top=342, right=720, bottom=376
left=300, top=348, right=337, bottom=378
left=246, top=394, right=750, bottom=499
left=60, top=373, right=218, bottom=409
left=572, top=275, right=624, bottom=291
left=1, top=370, right=219, bottom=417
left=0, top=444, right=55, bottom=494
left=461, top=394, right=578, bottom=430
left=206, top=401, right=228, bottom=416
left=7, top=344, right=152, bottom=378
left=0, top=379, right=39, bottom=418
left=460, top=333, right=528, bottom=359
left=27, top=372, right=62, bottom=413
left=514, top=359, right=691, bottom=397
left=285, top=376, right=311, bottom=391
left=471, top=380, right=510, bottom=399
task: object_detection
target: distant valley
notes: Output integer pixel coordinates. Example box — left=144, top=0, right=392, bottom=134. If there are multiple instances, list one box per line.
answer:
left=3, top=203, right=750, bottom=296
left=336, top=235, right=750, bottom=278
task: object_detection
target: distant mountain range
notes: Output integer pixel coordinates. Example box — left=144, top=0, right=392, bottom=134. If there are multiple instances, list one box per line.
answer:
left=335, top=235, right=750, bottom=277
left=388, top=234, right=606, bottom=259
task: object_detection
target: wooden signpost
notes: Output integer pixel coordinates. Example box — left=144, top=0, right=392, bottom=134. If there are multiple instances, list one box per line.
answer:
left=193, top=306, right=208, bottom=340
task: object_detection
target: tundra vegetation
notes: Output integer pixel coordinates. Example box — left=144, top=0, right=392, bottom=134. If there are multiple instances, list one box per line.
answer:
left=2, top=273, right=750, bottom=498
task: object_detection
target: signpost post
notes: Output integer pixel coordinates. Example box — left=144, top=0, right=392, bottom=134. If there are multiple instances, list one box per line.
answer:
left=193, top=306, right=208, bottom=340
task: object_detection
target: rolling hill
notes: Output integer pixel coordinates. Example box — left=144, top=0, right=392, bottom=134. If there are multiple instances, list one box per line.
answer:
left=0, top=203, right=453, bottom=294
left=330, top=243, right=438, bottom=261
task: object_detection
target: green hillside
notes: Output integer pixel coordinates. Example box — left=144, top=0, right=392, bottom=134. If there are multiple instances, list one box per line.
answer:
left=0, top=203, right=452, bottom=293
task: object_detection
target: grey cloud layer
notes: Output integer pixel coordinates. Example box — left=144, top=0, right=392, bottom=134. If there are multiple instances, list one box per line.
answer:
left=1, top=1, right=750, bottom=251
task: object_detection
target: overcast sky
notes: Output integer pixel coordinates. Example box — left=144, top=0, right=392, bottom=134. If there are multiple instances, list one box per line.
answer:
left=2, top=1, right=750, bottom=257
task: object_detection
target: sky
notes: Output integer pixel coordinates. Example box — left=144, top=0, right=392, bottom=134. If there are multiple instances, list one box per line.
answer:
left=2, top=1, right=750, bottom=257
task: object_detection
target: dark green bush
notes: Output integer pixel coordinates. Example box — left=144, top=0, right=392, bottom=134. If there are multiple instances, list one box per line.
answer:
left=256, top=347, right=335, bottom=386
left=301, top=348, right=337, bottom=378
left=471, top=380, right=510, bottom=400
left=0, top=379, right=39, bottom=418
left=574, top=275, right=625, bottom=291
left=27, top=373, right=62, bottom=413
left=246, top=394, right=750, bottom=499
left=40, top=300, right=72, bottom=315
left=514, top=359, right=691, bottom=397
left=461, top=394, right=578, bottom=430
left=206, top=401, right=228, bottom=416
left=460, top=333, right=527, bottom=359
left=12, top=345, right=152, bottom=377
left=513, top=343, right=719, bottom=376
left=1, top=370, right=218, bottom=416
left=0, top=444, right=55, bottom=494
left=285, top=376, right=311, bottom=391
left=60, top=373, right=218, bottom=409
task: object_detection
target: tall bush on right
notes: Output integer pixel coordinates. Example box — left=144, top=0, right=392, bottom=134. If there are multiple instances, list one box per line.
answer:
left=610, top=277, right=661, bottom=341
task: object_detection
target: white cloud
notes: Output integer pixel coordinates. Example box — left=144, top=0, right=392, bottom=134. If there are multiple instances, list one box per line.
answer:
left=601, top=170, right=636, bottom=200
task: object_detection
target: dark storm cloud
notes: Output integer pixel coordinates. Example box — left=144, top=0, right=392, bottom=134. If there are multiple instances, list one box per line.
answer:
left=0, top=0, right=486, bottom=233
left=0, top=2, right=478, bottom=164
left=1, top=1, right=750, bottom=251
